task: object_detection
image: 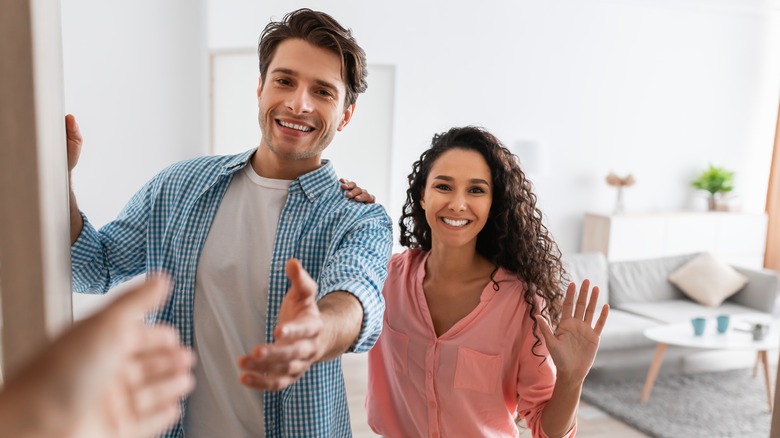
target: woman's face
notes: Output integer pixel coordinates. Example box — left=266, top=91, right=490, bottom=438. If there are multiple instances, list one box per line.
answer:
left=420, top=148, right=493, bottom=250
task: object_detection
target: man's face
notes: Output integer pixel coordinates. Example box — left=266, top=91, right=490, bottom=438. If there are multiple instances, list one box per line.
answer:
left=257, top=38, right=355, bottom=163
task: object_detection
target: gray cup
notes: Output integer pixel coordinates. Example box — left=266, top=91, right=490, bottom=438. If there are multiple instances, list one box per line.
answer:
left=752, top=323, right=769, bottom=341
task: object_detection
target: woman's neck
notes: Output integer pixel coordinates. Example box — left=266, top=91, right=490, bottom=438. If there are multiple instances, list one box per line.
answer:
left=425, top=241, right=493, bottom=283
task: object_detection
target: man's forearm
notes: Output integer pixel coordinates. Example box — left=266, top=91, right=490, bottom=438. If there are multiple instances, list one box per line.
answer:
left=68, top=175, right=83, bottom=244
left=316, top=291, right=363, bottom=362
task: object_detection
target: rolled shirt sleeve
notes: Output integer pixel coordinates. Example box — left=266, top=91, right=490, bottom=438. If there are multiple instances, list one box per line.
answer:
left=319, top=205, right=393, bottom=353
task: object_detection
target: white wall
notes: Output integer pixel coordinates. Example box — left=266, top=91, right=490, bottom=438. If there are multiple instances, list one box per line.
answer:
left=62, top=0, right=209, bottom=227
left=61, top=0, right=208, bottom=317
left=208, top=0, right=780, bottom=253
left=60, top=0, right=780, bottom=317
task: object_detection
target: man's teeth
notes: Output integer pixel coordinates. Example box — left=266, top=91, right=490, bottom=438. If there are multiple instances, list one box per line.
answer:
left=442, top=218, right=469, bottom=227
left=279, top=120, right=313, bottom=132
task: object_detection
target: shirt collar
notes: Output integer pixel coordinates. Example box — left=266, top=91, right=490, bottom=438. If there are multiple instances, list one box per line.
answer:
left=296, top=160, right=338, bottom=203
left=222, top=150, right=337, bottom=203
left=222, top=149, right=255, bottom=173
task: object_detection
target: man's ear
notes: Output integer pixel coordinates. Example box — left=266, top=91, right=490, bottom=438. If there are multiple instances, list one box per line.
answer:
left=337, top=103, right=356, bottom=131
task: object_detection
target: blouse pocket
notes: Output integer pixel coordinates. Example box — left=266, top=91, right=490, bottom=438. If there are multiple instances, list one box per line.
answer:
left=382, top=322, right=409, bottom=376
left=453, top=346, right=503, bottom=393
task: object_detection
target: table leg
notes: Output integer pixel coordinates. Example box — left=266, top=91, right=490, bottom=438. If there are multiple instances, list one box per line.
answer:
left=754, top=350, right=761, bottom=378
left=759, top=350, right=773, bottom=412
left=641, top=343, right=667, bottom=403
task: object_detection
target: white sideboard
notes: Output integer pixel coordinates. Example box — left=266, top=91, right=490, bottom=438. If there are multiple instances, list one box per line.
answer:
left=581, top=212, right=768, bottom=269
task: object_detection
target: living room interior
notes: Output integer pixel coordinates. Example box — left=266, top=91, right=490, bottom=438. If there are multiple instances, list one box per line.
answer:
left=2, top=0, right=780, bottom=436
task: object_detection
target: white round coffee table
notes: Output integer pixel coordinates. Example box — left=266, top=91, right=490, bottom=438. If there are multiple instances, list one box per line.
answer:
left=640, top=313, right=780, bottom=411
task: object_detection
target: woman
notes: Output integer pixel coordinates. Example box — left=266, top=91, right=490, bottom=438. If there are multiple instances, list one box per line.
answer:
left=363, top=126, right=608, bottom=437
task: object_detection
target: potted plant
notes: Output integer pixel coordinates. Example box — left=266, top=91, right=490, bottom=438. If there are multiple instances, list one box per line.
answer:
left=691, top=164, right=734, bottom=211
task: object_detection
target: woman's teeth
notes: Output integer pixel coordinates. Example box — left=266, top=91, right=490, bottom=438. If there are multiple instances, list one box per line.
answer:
left=442, top=218, right=469, bottom=227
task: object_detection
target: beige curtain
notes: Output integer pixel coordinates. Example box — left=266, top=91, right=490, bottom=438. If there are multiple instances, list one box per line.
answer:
left=766, top=100, right=780, bottom=271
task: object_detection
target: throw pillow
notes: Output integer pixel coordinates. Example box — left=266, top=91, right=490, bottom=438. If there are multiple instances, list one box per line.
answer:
left=667, top=253, right=748, bottom=307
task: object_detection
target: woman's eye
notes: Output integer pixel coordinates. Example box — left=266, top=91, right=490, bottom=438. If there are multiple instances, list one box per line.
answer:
left=469, top=187, right=486, bottom=194
left=434, top=184, right=451, bottom=191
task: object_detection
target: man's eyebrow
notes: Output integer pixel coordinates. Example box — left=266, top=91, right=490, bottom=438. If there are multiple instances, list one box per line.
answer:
left=269, top=68, right=340, bottom=94
left=314, top=79, right=339, bottom=94
left=270, top=67, right=296, bottom=76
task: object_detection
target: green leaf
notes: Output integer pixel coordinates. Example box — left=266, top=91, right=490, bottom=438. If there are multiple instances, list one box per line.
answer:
left=690, top=164, right=735, bottom=195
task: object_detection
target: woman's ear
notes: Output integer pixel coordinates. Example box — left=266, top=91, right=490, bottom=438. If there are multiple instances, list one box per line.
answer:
left=419, top=190, right=426, bottom=210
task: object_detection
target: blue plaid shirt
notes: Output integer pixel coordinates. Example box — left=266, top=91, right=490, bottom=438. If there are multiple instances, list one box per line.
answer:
left=71, top=149, right=393, bottom=437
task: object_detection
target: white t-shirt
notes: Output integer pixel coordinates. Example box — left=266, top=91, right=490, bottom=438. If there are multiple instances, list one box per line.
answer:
left=183, top=164, right=291, bottom=438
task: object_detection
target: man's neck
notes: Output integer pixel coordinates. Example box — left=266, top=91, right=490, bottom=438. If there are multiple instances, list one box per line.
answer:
left=251, top=145, right=322, bottom=180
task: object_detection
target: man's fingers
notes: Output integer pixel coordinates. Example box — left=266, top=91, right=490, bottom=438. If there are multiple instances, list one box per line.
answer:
left=246, top=340, right=317, bottom=367
left=284, top=259, right=317, bottom=301
left=275, top=313, right=322, bottom=339
left=240, top=373, right=299, bottom=391
left=239, top=357, right=309, bottom=381
left=65, top=113, right=77, bottom=131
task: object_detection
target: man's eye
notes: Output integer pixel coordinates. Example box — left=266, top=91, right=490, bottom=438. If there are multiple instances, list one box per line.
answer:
left=317, top=89, right=334, bottom=97
left=275, top=78, right=291, bottom=85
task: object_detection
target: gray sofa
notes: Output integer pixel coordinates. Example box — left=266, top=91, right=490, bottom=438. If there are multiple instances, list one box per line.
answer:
left=563, top=252, right=779, bottom=373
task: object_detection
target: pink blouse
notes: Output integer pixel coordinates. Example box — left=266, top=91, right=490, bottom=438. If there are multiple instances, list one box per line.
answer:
left=366, top=250, right=575, bottom=438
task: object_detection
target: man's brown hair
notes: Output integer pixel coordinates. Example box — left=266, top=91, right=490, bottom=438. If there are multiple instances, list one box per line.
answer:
left=258, top=8, right=368, bottom=108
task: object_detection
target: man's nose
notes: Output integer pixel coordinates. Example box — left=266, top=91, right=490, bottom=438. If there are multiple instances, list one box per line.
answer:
left=286, top=88, right=313, bottom=114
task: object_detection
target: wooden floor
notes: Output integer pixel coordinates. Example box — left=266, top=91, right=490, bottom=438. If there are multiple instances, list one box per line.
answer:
left=343, top=353, right=648, bottom=438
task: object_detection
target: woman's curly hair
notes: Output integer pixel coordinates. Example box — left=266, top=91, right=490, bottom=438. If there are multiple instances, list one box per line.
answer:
left=399, top=126, right=567, bottom=356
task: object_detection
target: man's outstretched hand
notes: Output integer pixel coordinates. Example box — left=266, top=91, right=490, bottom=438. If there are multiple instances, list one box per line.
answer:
left=238, top=259, right=324, bottom=391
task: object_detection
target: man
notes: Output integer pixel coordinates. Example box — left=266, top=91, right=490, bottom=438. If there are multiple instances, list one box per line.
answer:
left=67, top=8, right=392, bottom=437
left=0, top=276, right=194, bottom=438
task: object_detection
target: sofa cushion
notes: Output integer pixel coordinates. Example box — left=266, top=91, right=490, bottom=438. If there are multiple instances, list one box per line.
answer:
left=562, top=252, right=609, bottom=311
left=608, top=253, right=696, bottom=307
left=668, top=253, right=748, bottom=307
left=618, top=299, right=763, bottom=324
left=597, top=309, right=659, bottom=351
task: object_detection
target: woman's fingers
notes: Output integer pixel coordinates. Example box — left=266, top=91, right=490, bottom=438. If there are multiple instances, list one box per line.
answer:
left=583, top=286, right=599, bottom=325
left=572, top=279, right=590, bottom=320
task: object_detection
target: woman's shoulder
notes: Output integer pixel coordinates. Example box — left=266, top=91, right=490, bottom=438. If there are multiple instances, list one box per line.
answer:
left=389, top=249, right=426, bottom=271
left=493, top=266, right=526, bottom=292
left=386, top=249, right=429, bottom=280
